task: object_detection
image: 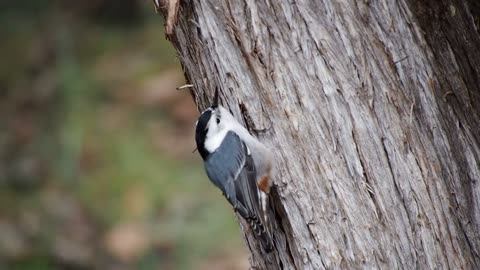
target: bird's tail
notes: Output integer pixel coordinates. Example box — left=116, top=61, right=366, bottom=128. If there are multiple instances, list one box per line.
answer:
left=248, top=216, right=274, bottom=253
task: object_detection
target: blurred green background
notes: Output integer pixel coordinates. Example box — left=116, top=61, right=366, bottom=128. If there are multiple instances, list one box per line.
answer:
left=0, top=1, right=247, bottom=269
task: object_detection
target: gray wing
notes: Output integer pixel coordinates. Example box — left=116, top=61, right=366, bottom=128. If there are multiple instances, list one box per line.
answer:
left=204, top=131, right=262, bottom=220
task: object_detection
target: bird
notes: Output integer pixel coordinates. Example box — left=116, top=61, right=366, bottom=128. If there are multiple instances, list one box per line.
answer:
left=195, top=87, right=274, bottom=252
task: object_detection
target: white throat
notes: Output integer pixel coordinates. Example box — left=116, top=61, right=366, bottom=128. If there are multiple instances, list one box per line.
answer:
left=204, top=128, right=229, bottom=153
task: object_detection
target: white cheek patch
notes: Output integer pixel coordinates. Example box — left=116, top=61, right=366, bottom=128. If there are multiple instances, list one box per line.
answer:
left=204, top=115, right=228, bottom=153
left=205, top=128, right=228, bottom=153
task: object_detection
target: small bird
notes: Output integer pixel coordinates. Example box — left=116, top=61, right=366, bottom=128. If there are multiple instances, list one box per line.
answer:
left=195, top=88, right=274, bottom=252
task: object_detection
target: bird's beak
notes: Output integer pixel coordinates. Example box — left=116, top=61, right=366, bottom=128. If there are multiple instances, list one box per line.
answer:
left=212, top=87, right=219, bottom=108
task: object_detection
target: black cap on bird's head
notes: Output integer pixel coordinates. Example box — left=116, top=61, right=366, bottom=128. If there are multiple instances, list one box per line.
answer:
left=195, top=87, right=221, bottom=160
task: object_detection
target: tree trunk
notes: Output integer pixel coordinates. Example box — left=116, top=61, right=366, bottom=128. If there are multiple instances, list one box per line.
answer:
left=158, top=0, right=480, bottom=269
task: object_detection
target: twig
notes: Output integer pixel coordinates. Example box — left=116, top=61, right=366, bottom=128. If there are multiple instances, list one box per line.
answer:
left=176, top=84, right=194, bottom=90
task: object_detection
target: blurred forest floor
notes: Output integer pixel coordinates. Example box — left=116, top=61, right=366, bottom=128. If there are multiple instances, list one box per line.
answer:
left=0, top=1, right=247, bottom=269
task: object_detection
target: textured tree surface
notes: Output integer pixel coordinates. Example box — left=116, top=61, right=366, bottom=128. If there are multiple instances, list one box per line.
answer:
left=159, top=0, right=480, bottom=269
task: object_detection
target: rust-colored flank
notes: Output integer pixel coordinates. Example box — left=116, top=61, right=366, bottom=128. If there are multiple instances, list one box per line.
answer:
left=258, top=175, right=271, bottom=193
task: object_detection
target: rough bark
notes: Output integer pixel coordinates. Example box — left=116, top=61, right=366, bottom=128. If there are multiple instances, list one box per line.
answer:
left=159, top=0, right=480, bottom=269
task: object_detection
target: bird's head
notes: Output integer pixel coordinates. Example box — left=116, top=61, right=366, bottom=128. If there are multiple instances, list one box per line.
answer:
left=195, top=88, right=231, bottom=160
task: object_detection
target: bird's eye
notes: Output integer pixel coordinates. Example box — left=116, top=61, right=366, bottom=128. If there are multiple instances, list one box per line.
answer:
left=216, top=118, right=220, bottom=124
